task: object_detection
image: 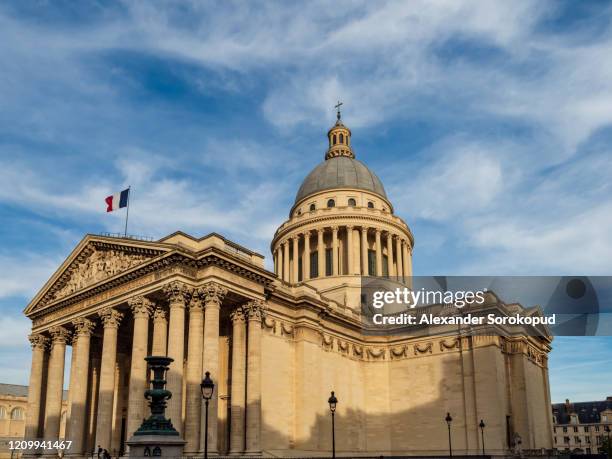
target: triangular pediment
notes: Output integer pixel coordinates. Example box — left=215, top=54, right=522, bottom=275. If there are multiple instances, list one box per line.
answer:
left=25, top=235, right=169, bottom=316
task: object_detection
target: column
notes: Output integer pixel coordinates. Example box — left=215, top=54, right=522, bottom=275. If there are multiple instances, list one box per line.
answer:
left=44, top=326, right=70, bottom=441
left=163, top=281, right=188, bottom=434
left=395, top=235, right=404, bottom=280
left=95, top=308, right=123, bottom=450
left=375, top=229, right=383, bottom=276
left=65, top=334, right=78, bottom=440
left=291, top=236, right=299, bottom=283
left=25, top=334, right=48, bottom=441
left=277, top=246, right=284, bottom=280
left=152, top=306, right=168, bottom=356
left=317, top=229, right=325, bottom=277
left=386, top=232, right=396, bottom=277
left=184, top=290, right=204, bottom=453
left=361, top=226, right=369, bottom=275
left=402, top=241, right=411, bottom=284
left=303, top=231, right=311, bottom=281
left=201, top=282, right=228, bottom=454
left=126, top=297, right=153, bottom=440
left=331, top=226, right=339, bottom=276
left=283, top=240, right=290, bottom=281
left=244, top=300, right=264, bottom=454
left=347, top=226, right=354, bottom=275
left=67, top=318, right=94, bottom=455
left=229, top=307, right=247, bottom=455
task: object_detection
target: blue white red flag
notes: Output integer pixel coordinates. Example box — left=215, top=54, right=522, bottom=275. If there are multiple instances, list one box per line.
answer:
left=105, top=188, right=130, bottom=212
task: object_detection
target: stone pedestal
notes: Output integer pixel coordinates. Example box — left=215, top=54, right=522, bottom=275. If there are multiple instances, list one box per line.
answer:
left=126, top=435, right=186, bottom=458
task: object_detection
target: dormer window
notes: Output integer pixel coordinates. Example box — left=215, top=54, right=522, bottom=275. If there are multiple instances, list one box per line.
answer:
left=348, top=198, right=356, bottom=207
left=309, top=203, right=316, bottom=211
left=327, top=199, right=335, bottom=208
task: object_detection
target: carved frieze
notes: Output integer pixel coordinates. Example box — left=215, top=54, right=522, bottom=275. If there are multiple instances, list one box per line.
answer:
left=52, top=246, right=153, bottom=302
left=414, top=342, right=433, bottom=355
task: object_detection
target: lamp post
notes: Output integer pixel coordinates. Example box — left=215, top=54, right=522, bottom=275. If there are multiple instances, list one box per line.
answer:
left=328, top=391, right=338, bottom=459
left=200, top=371, right=215, bottom=459
left=445, top=413, right=453, bottom=458
left=479, top=419, right=486, bottom=456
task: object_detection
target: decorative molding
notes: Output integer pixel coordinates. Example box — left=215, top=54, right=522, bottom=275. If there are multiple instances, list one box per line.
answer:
left=73, top=317, right=95, bottom=337
left=414, top=342, right=433, bottom=355
left=390, top=345, right=407, bottom=359
left=163, top=280, right=190, bottom=307
left=128, top=296, right=154, bottom=318
left=201, top=282, right=228, bottom=308
left=230, top=306, right=246, bottom=324
left=28, top=333, right=49, bottom=350
left=367, top=347, right=385, bottom=360
left=153, top=307, right=167, bottom=322
left=280, top=322, right=294, bottom=338
left=244, top=299, right=265, bottom=321
left=439, top=338, right=460, bottom=352
left=49, top=325, right=71, bottom=345
left=262, top=316, right=276, bottom=333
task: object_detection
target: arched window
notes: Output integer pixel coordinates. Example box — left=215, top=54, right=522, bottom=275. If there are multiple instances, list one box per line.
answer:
left=0, top=406, right=6, bottom=419
left=368, top=201, right=374, bottom=208
left=348, top=198, right=356, bottom=207
left=339, top=133, right=344, bottom=144
left=309, top=203, right=316, bottom=211
left=11, top=407, right=24, bottom=420
left=327, top=199, right=335, bottom=208
left=333, top=135, right=337, bottom=145
left=296, top=208, right=302, bottom=216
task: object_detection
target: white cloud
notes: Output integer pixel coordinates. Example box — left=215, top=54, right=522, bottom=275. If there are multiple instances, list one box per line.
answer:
left=0, top=253, right=61, bottom=300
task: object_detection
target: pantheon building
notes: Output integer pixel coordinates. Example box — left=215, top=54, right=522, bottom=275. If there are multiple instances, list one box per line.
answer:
left=23, top=115, right=554, bottom=457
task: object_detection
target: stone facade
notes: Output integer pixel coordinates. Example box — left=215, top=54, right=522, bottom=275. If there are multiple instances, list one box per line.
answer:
left=22, top=117, right=554, bottom=457
left=552, top=397, right=612, bottom=454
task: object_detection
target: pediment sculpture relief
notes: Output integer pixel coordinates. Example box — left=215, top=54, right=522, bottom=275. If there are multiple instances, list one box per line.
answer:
left=52, top=248, right=152, bottom=301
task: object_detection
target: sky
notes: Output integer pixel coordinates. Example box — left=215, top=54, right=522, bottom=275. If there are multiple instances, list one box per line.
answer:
left=0, top=0, right=611, bottom=403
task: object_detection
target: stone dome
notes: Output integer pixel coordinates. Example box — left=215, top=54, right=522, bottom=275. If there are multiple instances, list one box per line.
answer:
left=295, top=156, right=388, bottom=204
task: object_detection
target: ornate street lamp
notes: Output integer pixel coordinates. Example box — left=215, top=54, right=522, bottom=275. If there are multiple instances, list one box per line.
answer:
left=200, top=371, right=215, bottom=459
left=328, top=391, right=338, bottom=459
left=445, top=412, right=453, bottom=458
left=479, top=419, right=486, bottom=456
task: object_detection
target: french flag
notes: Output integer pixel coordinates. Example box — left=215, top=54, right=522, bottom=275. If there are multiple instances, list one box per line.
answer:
left=105, top=188, right=130, bottom=212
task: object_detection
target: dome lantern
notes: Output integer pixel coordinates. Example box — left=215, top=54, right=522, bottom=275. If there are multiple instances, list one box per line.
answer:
left=326, top=101, right=354, bottom=160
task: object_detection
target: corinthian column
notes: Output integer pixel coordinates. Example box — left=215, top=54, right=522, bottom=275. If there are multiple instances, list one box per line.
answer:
left=303, top=231, right=311, bottom=281
left=126, top=297, right=153, bottom=440
left=245, top=300, right=264, bottom=455
left=402, top=241, right=411, bottom=284
left=347, top=226, right=355, bottom=275
left=201, top=282, right=228, bottom=454
left=291, top=236, right=299, bottom=283
left=229, top=307, right=246, bottom=455
left=317, top=229, right=325, bottom=277
left=386, top=232, right=395, bottom=277
left=375, top=229, right=383, bottom=276
left=44, top=326, right=71, bottom=441
left=163, top=281, right=189, bottom=434
left=151, top=307, right=168, bottom=356
left=395, top=235, right=404, bottom=280
left=67, top=318, right=95, bottom=455
left=95, top=308, right=123, bottom=450
left=331, top=226, right=339, bottom=276
left=184, top=290, right=204, bottom=454
left=283, top=240, right=290, bottom=281
left=25, top=334, right=48, bottom=441
left=361, top=226, right=369, bottom=275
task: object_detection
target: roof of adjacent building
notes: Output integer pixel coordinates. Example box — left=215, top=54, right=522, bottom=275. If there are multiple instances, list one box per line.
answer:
left=295, top=156, right=388, bottom=204
left=0, top=383, right=68, bottom=400
left=552, top=397, right=612, bottom=424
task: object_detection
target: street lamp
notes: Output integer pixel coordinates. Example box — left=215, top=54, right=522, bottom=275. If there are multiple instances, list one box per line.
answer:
left=479, top=419, right=486, bottom=456
left=200, top=371, right=215, bottom=459
left=328, top=391, right=338, bottom=459
left=445, top=412, right=453, bottom=458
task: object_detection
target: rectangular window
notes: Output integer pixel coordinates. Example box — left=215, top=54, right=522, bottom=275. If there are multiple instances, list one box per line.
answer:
left=382, top=255, right=389, bottom=277
left=563, top=427, right=568, bottom=433
left=584, top=426, right=590, bottom=432
left=574, top=426, right=578, bottom=432
left=574, top=436, right=580, bottom=443
left=595, top=426, right=600, bottom=432
left=564, top=436, right=570, bottom=444
left=325, top=248, right=332, bottom=276
left=310, top=251, right=318, bottom=278
left=586, top=437, right=591, bottom=443
left=368, top=250, right=376, bottom=276
left=298, top=258, right=302, bottom=282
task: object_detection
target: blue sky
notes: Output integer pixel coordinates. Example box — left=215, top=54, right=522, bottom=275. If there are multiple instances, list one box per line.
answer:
left=0, top=1, right=611, bottom=403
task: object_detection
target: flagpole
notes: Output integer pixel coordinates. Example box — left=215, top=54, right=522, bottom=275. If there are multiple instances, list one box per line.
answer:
left=124, top=186, right=131, bottom=237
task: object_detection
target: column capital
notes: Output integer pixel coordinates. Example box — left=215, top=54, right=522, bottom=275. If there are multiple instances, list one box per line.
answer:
left=302, top=229, right=312, bottom=238
left=73, top=317, right=95, bottom=337
left=230, top=306, right=246, bottom=324
left=49, top=325, right=71, bottom=345
left=98, top=307, right=124, bottom=329
left=331, top=225, right=339, bottom=232
left=153, top=307, right=167, bottom=321
left=200, top=282, right=228, bottom=308
left=28, top=333, right=49, bottom=350
left=187, top=291, right=204, bottom=312
left=128, top=295, right=154, bottom=318
left=163, top=280, right=191, bottom=307
left=244, top=300, right=266, bottom=322
left=375, top=228, right=382, bottom=235
left=347, top=224, right=355, bottom=231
